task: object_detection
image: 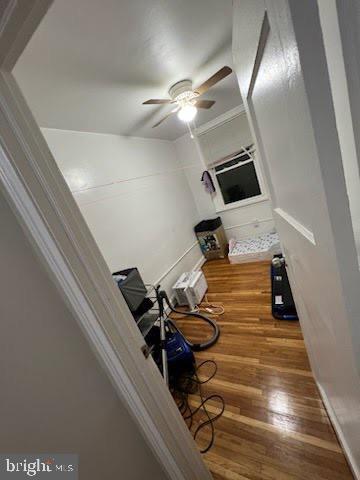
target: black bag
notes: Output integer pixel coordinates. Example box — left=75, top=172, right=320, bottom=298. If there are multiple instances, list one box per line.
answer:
left=112, top=267, right=147, bottom=313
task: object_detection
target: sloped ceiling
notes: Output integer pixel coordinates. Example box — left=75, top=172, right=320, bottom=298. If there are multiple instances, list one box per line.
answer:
left=14, top=0, right=242, bottom=141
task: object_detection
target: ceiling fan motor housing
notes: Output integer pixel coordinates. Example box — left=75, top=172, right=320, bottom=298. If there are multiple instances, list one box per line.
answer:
left=169, top=80, right=198, bottom=106
left=144, top=66, right=231, bottom=127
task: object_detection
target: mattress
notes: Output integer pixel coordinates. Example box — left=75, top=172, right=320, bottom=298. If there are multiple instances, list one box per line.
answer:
left=228, top=232, right=281, bottom=264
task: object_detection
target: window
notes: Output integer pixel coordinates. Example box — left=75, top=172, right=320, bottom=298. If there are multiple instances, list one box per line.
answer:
left=213, top=145, right=263, bottom=208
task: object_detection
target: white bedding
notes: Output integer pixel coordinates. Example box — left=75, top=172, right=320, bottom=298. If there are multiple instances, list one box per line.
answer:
left=228, top=232, right=281, bottom=264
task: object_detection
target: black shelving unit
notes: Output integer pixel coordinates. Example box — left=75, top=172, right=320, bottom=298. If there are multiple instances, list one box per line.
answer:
left=136, top=284, right=169, bottom=385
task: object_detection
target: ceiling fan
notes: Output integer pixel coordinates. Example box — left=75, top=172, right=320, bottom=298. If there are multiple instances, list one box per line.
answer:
left=142, top=66, right=232, bottom=128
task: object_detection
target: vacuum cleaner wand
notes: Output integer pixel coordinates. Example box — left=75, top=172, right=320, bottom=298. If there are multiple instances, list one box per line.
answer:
left=157, top=289, right=220, bottom=351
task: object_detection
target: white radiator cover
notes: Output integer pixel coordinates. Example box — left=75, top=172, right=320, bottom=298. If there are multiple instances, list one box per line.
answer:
left=172, top=271, right=208, bottom=309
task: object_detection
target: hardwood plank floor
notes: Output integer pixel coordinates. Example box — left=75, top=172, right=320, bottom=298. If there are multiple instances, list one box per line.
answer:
left=174, top=259, right=353, bottom=480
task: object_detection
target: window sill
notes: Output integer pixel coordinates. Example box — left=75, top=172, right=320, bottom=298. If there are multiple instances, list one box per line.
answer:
left=214, top=194, right=269, bottom=214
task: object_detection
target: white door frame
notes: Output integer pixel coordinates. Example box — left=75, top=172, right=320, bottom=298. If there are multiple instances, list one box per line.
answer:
left=0, top=2, right=211, bottom=479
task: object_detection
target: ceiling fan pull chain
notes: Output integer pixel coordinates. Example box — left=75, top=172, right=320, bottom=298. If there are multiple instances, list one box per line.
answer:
left=187, top=121, right=195, bottom=139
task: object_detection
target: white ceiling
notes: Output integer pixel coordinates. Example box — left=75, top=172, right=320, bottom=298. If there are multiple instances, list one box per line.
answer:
left=14, top=0, right=242, bottom=141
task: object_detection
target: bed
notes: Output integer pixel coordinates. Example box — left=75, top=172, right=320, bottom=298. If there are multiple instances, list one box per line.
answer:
left=228, top=232, right=281, bottom=264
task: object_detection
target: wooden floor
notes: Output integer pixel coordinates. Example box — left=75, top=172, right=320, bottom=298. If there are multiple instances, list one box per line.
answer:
left=175, top=259, right=353, bottom=480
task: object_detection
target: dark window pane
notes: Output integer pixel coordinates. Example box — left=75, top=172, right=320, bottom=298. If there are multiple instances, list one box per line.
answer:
left=216, top=162, right=261, bottom=204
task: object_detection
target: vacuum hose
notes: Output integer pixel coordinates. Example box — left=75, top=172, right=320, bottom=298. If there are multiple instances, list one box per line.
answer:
left=158, top=290, right=220, bottom=351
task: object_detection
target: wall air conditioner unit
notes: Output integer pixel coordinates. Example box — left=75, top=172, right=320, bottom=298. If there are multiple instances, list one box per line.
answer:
left=172, top=271, right=208, bottom=311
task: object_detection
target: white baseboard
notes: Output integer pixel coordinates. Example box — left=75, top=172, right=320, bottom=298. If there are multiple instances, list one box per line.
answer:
left=155, top=241, right=198, bottom=285
left=192, top=255, right=206, bottom=272
left=316, top=381, right=359, bottom=479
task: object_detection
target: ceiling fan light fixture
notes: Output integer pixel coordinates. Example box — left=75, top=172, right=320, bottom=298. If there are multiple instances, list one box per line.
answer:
left=144, top=67, right=232, bottom=128
left=177, top=104, right=197, bottom=123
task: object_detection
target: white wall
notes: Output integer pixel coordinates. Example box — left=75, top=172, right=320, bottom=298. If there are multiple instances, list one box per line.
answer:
left=42, top=128, right=204, bottom=295
left=233, top=0, right=360, bottom=476
left=318, top=0, right=360, bottom=263
left=196, top=111, right=253, bottom=166
left=43, top=110, right=275, bottom=300
left=0, top=189, right=168, bottom=479
left=220, top=200, right=274, bottom=239
left=174, top=132, right=216, bottom=219
left=174, top=122, right=275, bottom=241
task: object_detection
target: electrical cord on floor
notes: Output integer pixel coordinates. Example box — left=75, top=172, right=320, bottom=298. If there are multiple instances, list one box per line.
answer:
left=170, top=295, right=225, bottom=317
left=172, top=359, right=225, bottom=454
left=193, top=303, right=225, bottom=316
left=193, top=295, right=225, bottom=316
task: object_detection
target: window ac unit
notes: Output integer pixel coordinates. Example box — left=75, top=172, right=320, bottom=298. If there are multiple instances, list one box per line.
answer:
left=172, top=271, right=208, bottom=310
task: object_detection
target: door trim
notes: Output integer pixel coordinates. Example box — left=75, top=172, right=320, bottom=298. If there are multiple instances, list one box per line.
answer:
left=274, top=208, right=316, bottom=245
left=0, top=2, right=211, bottom=479
left=247, top=12, right=270, bottom=100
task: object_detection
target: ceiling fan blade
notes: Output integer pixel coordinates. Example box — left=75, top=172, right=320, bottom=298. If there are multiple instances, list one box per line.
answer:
left=195, top=99, right=216, bottom=109
left=194, top=66, right=233, bottom=96
left=152, top=107, right=179, bottom=128
left=143, top=99, right=172, bottom=105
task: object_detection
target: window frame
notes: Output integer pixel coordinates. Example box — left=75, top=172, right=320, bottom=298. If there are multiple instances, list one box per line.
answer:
left=211, top=148, right=268, bottom=213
